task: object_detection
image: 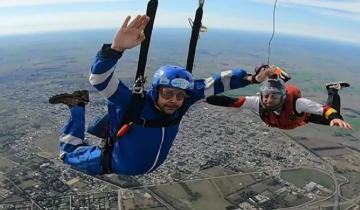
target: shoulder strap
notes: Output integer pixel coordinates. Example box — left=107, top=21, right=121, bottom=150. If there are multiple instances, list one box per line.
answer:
left=136, top=0, right=158, bottom=80
left=133, top=115, right=183, bottom=127
left=186, top=0, right=205, bottom=73
left=101, top=0, right=158, bottom=174
left=115, top=0, right=158, bottom=137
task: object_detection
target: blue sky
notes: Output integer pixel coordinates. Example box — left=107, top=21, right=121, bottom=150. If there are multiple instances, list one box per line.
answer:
left=0, top=0, right=359, bottom=44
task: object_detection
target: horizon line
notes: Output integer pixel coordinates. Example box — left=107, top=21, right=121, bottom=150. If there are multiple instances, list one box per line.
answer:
left=0, top=27, right=359, bottom=46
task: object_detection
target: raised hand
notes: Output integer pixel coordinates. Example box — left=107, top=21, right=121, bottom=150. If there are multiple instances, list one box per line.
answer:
left=255, top=65, right=275, bottom=83
left=111, top=15, right=150, bottom=52
left=330, top=118, right=352, bottom=129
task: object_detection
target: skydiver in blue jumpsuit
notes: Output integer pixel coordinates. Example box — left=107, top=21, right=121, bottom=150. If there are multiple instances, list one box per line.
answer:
left=49, top=15, right=274, bottom=175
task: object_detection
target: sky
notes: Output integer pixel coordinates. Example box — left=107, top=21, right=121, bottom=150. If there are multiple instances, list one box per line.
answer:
left=0, top=0, right=359, bottom=44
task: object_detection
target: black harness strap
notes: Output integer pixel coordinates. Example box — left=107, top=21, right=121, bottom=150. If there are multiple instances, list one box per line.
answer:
left=101, top=0, right=158, bottom=174
left=120, top=0, right=158, bottom=128
left=186, top=0, right=204, bottom=73
left=136, top=0, right=158, bottom=80
left=100, top=137, right=114, bottom=174
left=133, top=116, right=183, bottom=127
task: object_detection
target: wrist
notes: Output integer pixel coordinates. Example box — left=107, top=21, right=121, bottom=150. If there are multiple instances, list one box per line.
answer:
left=98, top=44, right=124, bottom=59
left=111, top=44, right=125, bottom=52
left=251, top=74, right=260, bottom=84
left=328, top=112, right=343, bottom=121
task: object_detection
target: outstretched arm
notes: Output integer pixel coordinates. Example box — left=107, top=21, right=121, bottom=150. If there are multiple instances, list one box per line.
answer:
left=206, top=95, right=260, bottom=112
left=206, top=95, right=239, bottom=107
left=192, top=66, right=272, bottom=106
left=296, top=98, right=352, bottom=130
left=201, top=65, right=273, bottom=98
left=89, top=15, right=150, bottom=105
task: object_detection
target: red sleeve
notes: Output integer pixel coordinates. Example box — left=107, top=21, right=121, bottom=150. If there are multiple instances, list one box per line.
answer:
left=230, top=96, right=246, bottom=107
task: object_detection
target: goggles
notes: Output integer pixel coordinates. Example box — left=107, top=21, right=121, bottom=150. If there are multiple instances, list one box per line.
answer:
left=158, top=88, right=189, bottom=101
left=261, top=93, right=282, bottom=100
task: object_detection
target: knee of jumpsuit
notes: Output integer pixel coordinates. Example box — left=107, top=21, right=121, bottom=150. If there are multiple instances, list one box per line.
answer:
left=63, top=145, right=103, bottom=175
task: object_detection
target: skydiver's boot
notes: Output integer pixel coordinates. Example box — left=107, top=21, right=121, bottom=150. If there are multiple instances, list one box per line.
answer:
left=326, top=81, right=350, bottom=91
left=49, top=90, right=89, bottom=107
left=325, top=81, right=349, bottom=114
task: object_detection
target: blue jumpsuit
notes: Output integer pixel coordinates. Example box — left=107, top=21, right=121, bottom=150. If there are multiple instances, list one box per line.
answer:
left=59, top=45, right=250, bottom=175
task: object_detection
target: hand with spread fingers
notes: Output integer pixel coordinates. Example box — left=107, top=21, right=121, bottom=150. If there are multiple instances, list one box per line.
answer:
left=330, top=118, right=352, bottom=129
left=255, top=65, right=276, bottom=83
left=111, top=15, right=150, bottom=52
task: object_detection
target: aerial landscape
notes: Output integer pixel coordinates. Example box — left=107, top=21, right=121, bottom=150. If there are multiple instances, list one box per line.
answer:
left=1, top=0, right=360, bottom=209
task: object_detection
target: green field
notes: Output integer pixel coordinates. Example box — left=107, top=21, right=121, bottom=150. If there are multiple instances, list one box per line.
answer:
left=150, top=172, right=257, bottom=210
left=340, top=171, right=360, bottom=199
left=212, top=174, right=255, bottom=196
left=280, top=168, right=334, bottom=191
left=18, top=180, right=37, bottom=189
left=200, top=167, right=236, bottom=177
left=0, top=157, right=15, bottom=172
left=151, top=180, right=232, bottom=210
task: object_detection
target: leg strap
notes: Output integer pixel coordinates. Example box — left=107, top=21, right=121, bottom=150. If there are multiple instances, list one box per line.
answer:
left=100, top=137, right=114, bottom=174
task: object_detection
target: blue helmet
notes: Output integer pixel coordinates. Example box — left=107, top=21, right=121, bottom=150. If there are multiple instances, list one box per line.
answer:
left=150, top=65, right=194, bottom=102
left=152, top=65, right=194, bottom=92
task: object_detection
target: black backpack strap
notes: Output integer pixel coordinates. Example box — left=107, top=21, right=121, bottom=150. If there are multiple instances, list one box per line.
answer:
left=186, top=0, right=205, bottom=73
left=100, top=137, right=114, bottom=174
left=100, top=0, right=158, bottom=174
left=117, top=0, right=158, bottom=130
left=136, top=0, right=158, bottom=79
left=119, top=78, right=147, bottom=126
left=133, top=115, right=183, bottom=127
left=100, top=81, right=148, bottom=175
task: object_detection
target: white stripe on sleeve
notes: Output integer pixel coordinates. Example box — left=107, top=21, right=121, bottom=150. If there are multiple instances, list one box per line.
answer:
left=220, top=70, right=232, bottom=91
left=100, top=76, right=120, bottom=99
left=295, top=98, right=323, bottom=115
left=204, top=76, right=215, bottom=97
left=60, top=134, right=83, bottom=146
left=89, top=66, right=115, bottom=85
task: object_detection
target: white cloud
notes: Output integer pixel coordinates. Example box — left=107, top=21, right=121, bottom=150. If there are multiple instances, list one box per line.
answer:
left=282, top=0, right=360, bottom=14
left=0, top=11, right=140, bottom=35
left=199, top=13, right=359, bottom=44
left=0, top=0, right=128, bottom=7
left=317, top=9, right=360, bottom=21
left=275, top=20, right=358, bottom=43
left=0, top=9, right=358, bottom=44
left=252, top=0, right=360, bottom=14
